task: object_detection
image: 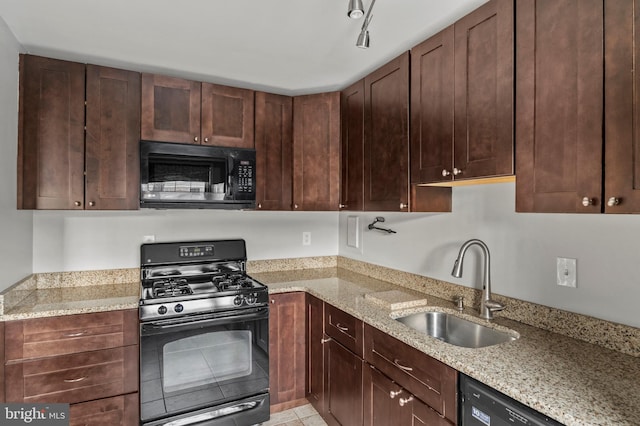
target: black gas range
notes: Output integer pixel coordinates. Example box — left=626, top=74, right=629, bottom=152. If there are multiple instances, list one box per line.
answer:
left=139, top=240, right=270, bottom=426
left=139, top=240, right=269, bottom=321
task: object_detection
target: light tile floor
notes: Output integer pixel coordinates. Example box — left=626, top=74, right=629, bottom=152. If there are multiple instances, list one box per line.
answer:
left=262, top=404, right=327, bottom=426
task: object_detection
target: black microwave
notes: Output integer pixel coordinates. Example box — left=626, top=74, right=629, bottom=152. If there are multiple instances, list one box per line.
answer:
left=140, top=140, right=256, bottom=209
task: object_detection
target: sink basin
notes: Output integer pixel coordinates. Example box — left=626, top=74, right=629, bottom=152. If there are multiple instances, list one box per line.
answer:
left=394, top=311, right=518, bottom=348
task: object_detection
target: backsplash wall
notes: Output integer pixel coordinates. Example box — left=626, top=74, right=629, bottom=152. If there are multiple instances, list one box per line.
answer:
left=338, top=182, right=640, bottom=329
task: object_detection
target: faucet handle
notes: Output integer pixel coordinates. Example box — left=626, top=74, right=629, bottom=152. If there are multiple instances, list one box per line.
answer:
left=485, top=299, right=505, bottom=312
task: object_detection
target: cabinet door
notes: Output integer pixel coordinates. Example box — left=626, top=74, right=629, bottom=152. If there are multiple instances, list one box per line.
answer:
left=340, top=80, right=365, bottom=211
left=306, top=294, right=325, bottom=414
left=255, top=92, right=293, bottom=210
left=363, top=365, right=410, bottom=426
left=410, top=26, right=455, bottom=184
left=85, top=65, right=140, bottom=210
left=604, top=0, right=640, bottom=212
left=293, top=92, right=341, bottom=211
left=364, top=52, right=410, bottom=211
left=269, top=292, right=306, bottom=410
left=454, top=0, right=513, bottom=180
left=201, top=83, right=255, bottom=148
left=18, top=55, right=85, bottom=209
left=141, top=73, right=201, bottom=144
left=516, top=0, right=603, bottom=212
left=324, top=339, right=363, bottom=426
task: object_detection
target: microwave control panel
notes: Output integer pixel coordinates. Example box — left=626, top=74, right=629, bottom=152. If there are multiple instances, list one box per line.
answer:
left=235, top=161, right=254, bottom=194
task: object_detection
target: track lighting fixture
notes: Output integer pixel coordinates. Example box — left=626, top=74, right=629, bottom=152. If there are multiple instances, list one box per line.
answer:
left=347, top=0, right=364, bottom=19
left=349, top=0, right=376, bottom=49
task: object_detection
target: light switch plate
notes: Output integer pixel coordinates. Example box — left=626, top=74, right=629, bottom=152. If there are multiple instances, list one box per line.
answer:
left=557, top=257, right=577, bottom=288
left=347, top=216, right=359, bottom=248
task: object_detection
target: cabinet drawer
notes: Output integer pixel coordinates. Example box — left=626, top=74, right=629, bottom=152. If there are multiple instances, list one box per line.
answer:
left=364, top=324, right=457, bottom=423
left=5, top=345, right=138, bottom=404
left=70, top=393, right=138, bottom=426
left=324, top=304, right=363, bottom=357
left=5, top=309, right=138, bottom=361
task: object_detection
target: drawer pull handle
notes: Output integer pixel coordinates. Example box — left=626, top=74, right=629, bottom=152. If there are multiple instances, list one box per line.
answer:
left=321, top=338, right=332, bottom=344
left=393, top=359, right=413, bottom=371
left=64, top=376, right=88, bottom=383
left=64, top=331, right=87, bottom=337
left=389, top=389, right=402, bottom=399
left=335, top=323, right=349, bottom=332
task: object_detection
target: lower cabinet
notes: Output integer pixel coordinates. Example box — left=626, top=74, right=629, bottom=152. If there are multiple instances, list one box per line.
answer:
left=306, top=294, right=325, bottom=413
left=269, top=292, right=307, bottom=412
left=324, top=339, right=364, bottom=426
left=69, top=393, right=138, bottom=426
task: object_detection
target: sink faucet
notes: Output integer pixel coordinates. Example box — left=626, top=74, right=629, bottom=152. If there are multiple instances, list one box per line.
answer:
left=451, top=239, right=505, bottom=320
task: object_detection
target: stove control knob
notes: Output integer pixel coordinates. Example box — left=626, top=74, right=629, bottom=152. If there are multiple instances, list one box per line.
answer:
left=174, top=304, right=184, bottom=313
left=158, top=306, right=168, bottom=315
left=234, top=296, right=244, bottom=306
left=246, top=294, right=257, bottom=305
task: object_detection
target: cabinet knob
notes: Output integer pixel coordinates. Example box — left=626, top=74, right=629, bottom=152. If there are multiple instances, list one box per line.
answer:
left=441, top=169, right=451, bottom=177
left=320, top=337, right=332, bottom=344
left=257, top=203, right=262, bottom=209
left=204, top=137, right=209, bottom=143
left=294, top=204, right=299, bottom=209
left=88, top=201, right=95, bottom=207
left=607, top=197, right=621, bottom=207
left=389, top=390, right=402, bottom=399
left=339, top=204, right=347, bottom=209
left=270, top=299, right=275, bottom=304
left=194, top=136, right=199, bottom=142
left=400, top=203, right=408, bottom=210
left=581, top=197, right=594, bottom=207
left=74, top=201, right=82, bottom=207
left=453, top=167, right=463, bottom=176
left=398, top=396, right=414, bottom=407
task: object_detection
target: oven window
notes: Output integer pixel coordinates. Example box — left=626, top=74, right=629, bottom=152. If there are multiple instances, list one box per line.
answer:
left=163, top=331, right=252, bottom=393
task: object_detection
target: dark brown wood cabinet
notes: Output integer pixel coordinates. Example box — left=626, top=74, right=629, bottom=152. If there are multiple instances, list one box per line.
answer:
left=293, top=92, right=341, bottom=211
left=255, top=92, right=293, bottom=210
left=323, top=304, right=364, bottom=426
left=269, top=292, right=307, bottom=412
left=142, top=74, right=255, bottom=148
left=604, top=0, right=640, bottom=212
left=4, top=309, right=139, bottom=425
left=364, top=324, right=457, bottom=424
left=306, top=294, right=325, bottom=414
left=18, top=55, right=140, bottom=210
left=515, top=0, right=604, bottom=213
left=141, top=73, right=201, bottom=144
left=363, top=365, right=452, bottom=426
left=340, top=80, right=365, bottom=211
left=363, top=52, right=410, bottom=211
left=411, top=0, right=513, bottom=186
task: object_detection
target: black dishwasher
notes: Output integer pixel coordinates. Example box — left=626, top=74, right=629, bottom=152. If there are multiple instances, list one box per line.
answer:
left=460, top=374, right=564, bottom=426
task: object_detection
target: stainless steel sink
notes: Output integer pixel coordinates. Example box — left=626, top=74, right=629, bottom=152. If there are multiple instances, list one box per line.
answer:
left=394, top=311, right=518, bottom=348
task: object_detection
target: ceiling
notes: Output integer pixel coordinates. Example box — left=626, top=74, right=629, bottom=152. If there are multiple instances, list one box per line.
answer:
left=0, top=0, right=488, bottom=96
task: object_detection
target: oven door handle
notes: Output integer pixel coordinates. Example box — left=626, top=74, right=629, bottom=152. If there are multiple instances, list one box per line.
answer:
left=141, top=307, right=268, bottom=335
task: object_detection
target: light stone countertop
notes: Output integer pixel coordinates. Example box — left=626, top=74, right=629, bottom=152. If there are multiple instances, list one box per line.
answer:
left=2, top=266, right=638, bottom=426
left=253, top=268, right=640, bottom=426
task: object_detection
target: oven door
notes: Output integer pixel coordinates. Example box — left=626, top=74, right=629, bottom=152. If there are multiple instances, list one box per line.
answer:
left=140, top=307, right=269, bottom=426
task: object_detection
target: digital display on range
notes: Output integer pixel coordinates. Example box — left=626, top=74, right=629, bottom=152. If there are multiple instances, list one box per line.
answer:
left=179, top=245, right=214, bottom=258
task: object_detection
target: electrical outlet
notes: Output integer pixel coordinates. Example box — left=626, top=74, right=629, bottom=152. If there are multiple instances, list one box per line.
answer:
left=143, top=235, right=156, bottom=243
left=302, top=232, right=311, bottom=246
left=556, top=257, right=577, bottom=288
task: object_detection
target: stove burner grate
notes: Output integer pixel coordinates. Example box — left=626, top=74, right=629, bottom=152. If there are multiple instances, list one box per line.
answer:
left=152, top=279, right=193, bottom=298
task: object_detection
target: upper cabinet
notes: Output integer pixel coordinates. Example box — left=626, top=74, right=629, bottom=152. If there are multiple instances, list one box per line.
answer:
left=604, top=0, right=640, bottom=212
left=364, top=52, right=410, bottom=211
left=340, top=80, right=365, bottom=211
left=411, top=0, right=513, bottom=185
left=293, top=92, right=341, bottom=211
left=18, top=55, right=140, bottom=210
left=141, top=74, right=255, bottom=148
left=515, top=0, right=607, bottom=213
left=255, top=92, right=293, bottom=210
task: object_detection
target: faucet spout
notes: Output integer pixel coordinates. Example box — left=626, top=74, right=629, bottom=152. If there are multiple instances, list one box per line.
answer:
left=451, top=239, right=504, bottom=320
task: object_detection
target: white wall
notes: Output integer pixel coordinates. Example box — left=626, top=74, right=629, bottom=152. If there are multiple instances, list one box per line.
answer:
left=0, top=17, right=32, bottom=292
left=33, top=210, right=338, bottom=272
left=339, top=182, right=640, bottom=328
